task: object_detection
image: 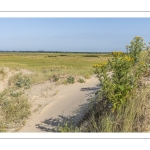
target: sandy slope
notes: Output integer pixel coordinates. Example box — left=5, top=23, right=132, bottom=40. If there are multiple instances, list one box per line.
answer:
left=0, top=67, right=32, bottom=93
left=19, top=76, right=100, bottom=132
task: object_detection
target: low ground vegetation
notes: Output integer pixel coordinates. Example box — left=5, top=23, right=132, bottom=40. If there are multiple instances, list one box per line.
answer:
left=0, top=87, right=31, bottom=132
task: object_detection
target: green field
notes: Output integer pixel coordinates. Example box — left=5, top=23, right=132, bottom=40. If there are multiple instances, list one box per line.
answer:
left=0, top=52, right=111, bottom=82
left=0, top=52, right=110, bottom=67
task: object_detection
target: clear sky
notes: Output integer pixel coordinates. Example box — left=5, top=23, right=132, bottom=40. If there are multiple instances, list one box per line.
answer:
left=0, top=18, right=150, bottom=52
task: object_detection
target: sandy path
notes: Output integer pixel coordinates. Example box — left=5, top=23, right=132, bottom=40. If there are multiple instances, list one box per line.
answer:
left=19, top=76, right=100, bottom=132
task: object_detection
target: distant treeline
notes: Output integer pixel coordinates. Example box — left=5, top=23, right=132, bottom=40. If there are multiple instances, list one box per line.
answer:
left=0, top=50, right=113, bottom=54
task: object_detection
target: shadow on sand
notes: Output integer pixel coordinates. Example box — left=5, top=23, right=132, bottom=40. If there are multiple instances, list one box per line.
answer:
left=35, top=85, right=100, bottom=132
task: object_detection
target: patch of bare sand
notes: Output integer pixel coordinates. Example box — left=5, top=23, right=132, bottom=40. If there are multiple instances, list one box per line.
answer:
left=19, top=76, right=100, bottom=132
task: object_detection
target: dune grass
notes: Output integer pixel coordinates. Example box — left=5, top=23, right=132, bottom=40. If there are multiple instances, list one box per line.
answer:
left=76, top=84, right=150, bottom=132
left=0, top=87, right=31, bottom=132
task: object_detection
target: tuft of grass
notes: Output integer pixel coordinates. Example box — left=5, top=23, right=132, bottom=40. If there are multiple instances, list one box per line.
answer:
left=100, top=84, right=150, bottom=132
left=58, top=121, right=80, bottom=132
left=0, top=69, right=5, bottom=79
left=8, top=73, right=31, bottom=89
left=52, top=75, right=59, bottom=82
left=8, top=73, right=22, bottom=86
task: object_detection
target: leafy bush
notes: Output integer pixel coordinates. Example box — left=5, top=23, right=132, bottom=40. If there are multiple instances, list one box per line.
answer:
left=67, top=76, right=75, bottom=84
left=94, top=37, right=149, bottom=112
left=126, top=36, right=146, bottom=63
left=77, top=78, right=85, bottom=83
left=10, top=91, right=23, bottom=97
left=83, top=55, right=99, bottom=57
left=16, top=77, right=30, bottom=89
left=59, top=54, right=67, bottom=56
left=52, top=75, right=59, bottom=82
left=48, top=55, right=57, bottom=57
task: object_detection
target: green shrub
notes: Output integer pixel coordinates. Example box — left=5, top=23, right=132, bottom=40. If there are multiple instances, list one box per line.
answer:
left=52, top=75, right=59, bottom=82
left=67, top=76, right=75, bottom=84
left=126, top=36, right=146, bottom=63
left=16, top=77, right=30, bottom=89
left=77, top=78, right=85, bottom=83
left=83, top=55, right=99, bottom=57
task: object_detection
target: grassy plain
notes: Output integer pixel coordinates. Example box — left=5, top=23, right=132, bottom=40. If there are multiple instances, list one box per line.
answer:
left=0, top=52, right=111, bottom=84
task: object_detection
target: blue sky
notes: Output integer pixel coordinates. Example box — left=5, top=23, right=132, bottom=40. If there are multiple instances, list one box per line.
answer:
left=0, top=18, right=150, bottom=52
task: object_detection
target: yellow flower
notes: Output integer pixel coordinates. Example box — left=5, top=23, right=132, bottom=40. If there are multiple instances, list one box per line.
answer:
left=123, top=55, right=134, bottom=62
left=140, top=62, right=145, bottom=65
left=112, top=51, right=124, bottom=57
left=93, top=62, right=108, bottom=68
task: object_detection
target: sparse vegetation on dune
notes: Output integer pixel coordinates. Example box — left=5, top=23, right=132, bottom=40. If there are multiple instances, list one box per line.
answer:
left=0, top=53, right=110, bottom=132
left=0, top=67, right=32, bottom=132
left=0, top=89, right=31, bottom=132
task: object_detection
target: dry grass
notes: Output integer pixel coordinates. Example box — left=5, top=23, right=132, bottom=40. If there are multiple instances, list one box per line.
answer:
left=0, top=87, right=31, bottom=132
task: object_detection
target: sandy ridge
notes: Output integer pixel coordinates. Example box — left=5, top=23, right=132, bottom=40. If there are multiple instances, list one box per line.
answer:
left=19, top=76, right=100, bottom=132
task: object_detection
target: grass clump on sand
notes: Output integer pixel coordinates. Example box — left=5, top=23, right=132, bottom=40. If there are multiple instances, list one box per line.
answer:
left=0, top=70, right=31, bottom=132
left=0, top=88, right=31, bottom=132
left=58, top=36, right=150, bottom=132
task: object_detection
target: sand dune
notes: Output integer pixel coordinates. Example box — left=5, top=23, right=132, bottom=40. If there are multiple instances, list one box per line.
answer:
left=19, top=76, right=100, bottom=132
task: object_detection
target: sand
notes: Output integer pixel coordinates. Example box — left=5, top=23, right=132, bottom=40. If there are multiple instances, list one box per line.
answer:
left=19, top=76, right=100, bottom=132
